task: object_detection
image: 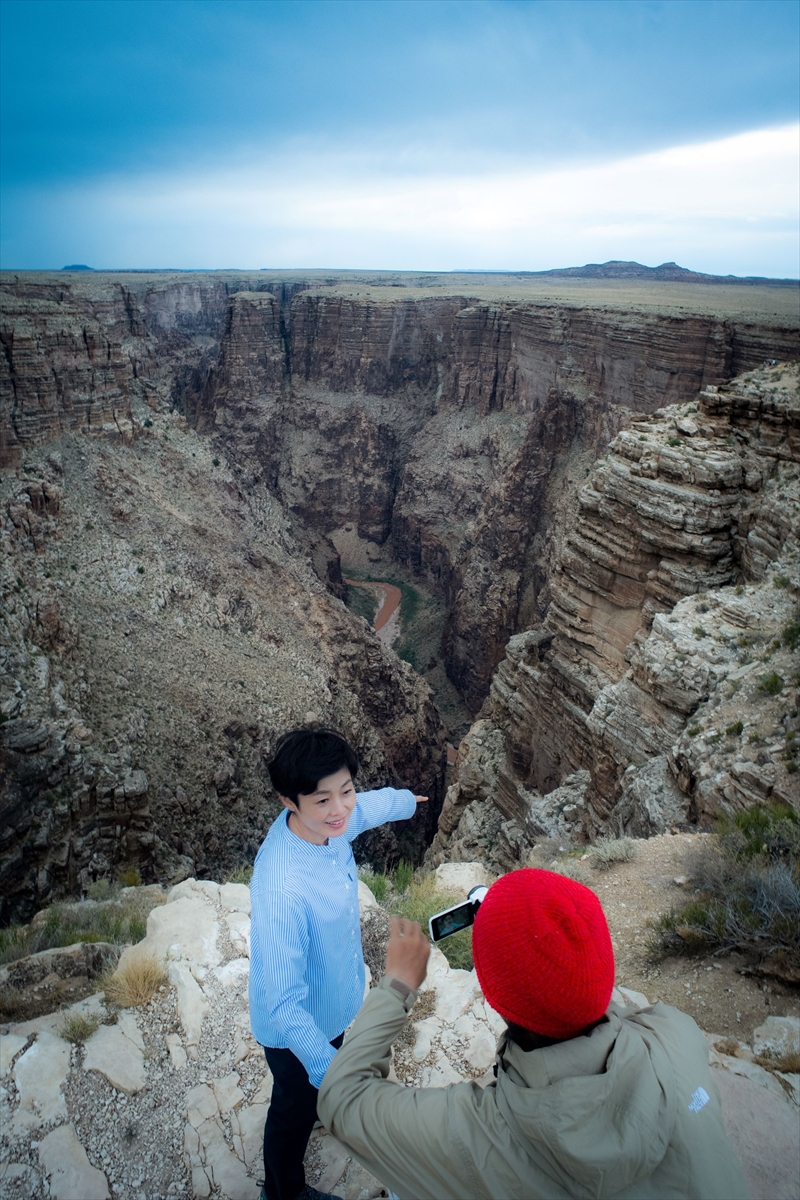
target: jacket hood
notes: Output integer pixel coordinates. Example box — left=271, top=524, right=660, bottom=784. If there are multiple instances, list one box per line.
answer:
left=494, top=1005, right=677, bottom=1199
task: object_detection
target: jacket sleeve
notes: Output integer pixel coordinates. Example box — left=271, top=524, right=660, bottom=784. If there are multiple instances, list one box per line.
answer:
left=255, top=889, right=337, bottom=1087
left=318, top=977, right=487, bottom=1200
left=346, top=788, right=416, bottom=840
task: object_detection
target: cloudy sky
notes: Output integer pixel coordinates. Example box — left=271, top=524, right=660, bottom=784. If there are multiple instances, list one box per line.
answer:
left=1, top=0, right=798, bottom=275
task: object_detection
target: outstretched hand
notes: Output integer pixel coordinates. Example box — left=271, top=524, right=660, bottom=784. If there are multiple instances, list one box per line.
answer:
left=384, top=916, right=430, bottom=991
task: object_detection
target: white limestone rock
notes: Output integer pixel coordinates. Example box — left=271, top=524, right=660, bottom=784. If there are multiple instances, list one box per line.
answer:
left=169, top=960, right=208, bottom=1046
left=612, top=985, right=651, bottom=1010
left=0, top=1033, right=28, bottom=1077
left=421, top=1053, right=463, bottom=1087
left=230, top=1102, right=268, bottom=1170
left=463, top=1026, right=497, bottom=1072
left=315, top=1131, right=349, bottom=1195
left=166, top=1032, right=188, bottom=1071
left=83, top=1022, right=145, bottom=1094
left=213, top=1071, right=245, bottom=1112
left=12, top=1031, right=70, bottom=1132
left=185, top=1082, right=219, bottom=1127
left=39, top=1123, right=110, bottom=1200
left=357, top=879, right=379, bottom=910
left=196, top=1115, right=253, bottom=1200
left=225, top=911, right=251, bottom=958
left=752, top=1016, right=800, bottom=1059
left=219, top=882, right=251, bottom=914
left=434, top=862, right=494, bottom=897
left=142, top=894, right=222, bottom=969
left=216, top=957, right=250, bottom=989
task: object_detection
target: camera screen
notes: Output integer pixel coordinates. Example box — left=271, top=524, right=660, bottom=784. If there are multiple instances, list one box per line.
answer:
left=430, top=901, right=474, bottom=941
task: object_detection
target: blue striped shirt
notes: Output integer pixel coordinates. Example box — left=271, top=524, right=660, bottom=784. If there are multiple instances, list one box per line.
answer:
left=248, top=787, right=416, bottom=1087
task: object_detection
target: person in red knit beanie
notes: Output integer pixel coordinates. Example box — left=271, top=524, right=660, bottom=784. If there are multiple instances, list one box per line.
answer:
left=319, top=866, right=748, bottom=1200
left=472, top=867, right=615, bottom=1042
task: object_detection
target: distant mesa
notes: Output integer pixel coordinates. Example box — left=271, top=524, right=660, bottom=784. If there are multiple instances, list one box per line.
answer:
left=456, top=260, right=798, bottom=287
left=61, top=264, right=93, bottom=271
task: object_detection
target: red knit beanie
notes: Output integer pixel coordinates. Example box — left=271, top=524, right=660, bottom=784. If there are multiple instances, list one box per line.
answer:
left=472, top=868, right=614, bottom=1040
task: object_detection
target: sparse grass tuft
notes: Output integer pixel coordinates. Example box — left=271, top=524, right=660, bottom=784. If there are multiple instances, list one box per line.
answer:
left=87, top=879, right=119, bottom=901
left=359, top=868, right=388, bottom=904
left=118, top=866, right=142, bottom=888
left=59, top=1013, right=100, bottom=1043
left=104, top=953, right=168, bottom=1008
left=226, top=864, right=254, bottom=886
left=587, top=837, right=638, bottom=871
left=392, top=859, right=414, bottom=894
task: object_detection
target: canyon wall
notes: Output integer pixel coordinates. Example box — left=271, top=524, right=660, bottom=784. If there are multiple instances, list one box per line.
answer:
left=4, top=275, right=797, bottom=714
left=197, top=286, right=799, bottom=709
left=428, top=362, right=799, bottom=873
left=0, top=410, right=446, bottom=924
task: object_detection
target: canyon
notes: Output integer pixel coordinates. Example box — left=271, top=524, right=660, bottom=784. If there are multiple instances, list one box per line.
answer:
left=1, top=269, right=798, bottom=920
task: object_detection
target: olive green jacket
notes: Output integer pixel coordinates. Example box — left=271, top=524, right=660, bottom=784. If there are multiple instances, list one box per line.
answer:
left=318, top=976, right=749, bottom=1200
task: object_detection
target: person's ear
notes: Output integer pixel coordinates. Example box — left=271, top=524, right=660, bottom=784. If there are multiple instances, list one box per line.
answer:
left=280, top=795, right=298, bottom=813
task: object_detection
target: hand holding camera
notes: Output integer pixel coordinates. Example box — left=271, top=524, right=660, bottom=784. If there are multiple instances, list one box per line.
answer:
left=385, top=916, right=431, bottom=990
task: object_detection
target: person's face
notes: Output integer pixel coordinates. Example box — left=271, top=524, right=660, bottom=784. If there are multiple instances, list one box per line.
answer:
left=282, top=767, right=357, bottom=844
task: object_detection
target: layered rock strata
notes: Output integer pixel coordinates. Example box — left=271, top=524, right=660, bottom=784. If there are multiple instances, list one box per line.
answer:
left=4, top=274, right=797, bottom=715
left=429, top=363, right=799, bottom=864
left=200, top=288, right=799, bottom=709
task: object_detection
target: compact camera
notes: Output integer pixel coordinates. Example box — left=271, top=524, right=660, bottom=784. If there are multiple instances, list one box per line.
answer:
left=429, top=885, right=489, bottom=942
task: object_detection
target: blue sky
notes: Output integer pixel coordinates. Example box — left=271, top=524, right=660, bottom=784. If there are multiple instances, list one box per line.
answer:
left=1, top=0, right=798, bottom=274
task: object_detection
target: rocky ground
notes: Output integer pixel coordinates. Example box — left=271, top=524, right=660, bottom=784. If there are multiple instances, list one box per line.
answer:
left=1, top=861, right=798, bottom=1200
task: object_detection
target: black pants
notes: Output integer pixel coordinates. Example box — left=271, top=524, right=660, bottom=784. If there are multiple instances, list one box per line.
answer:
left=262, top=1034, right=344, bottom=1200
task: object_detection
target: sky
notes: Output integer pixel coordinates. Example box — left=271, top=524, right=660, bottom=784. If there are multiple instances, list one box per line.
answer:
left=1, top=0, right=798, bottom=275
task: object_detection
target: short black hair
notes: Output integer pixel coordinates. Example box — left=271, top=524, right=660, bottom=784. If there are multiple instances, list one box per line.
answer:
left=268, top=728, right=359, bottom=804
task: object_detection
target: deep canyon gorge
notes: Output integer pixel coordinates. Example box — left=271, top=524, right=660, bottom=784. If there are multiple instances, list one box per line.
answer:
left=1, top=269, right=798, bottom=924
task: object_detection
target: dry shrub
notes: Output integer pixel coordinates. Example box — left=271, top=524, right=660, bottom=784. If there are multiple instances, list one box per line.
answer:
left=587, top=837, right=638, bottom=871
left=59, top=1012, right=100, bottom=1043
left=104, top=953, right=167, bottom=1007
left=648, top=821, right=800, bottom=983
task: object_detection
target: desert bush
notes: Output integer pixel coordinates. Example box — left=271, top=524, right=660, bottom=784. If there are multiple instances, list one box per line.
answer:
left=586, top=837, right=638, bottom=871
left=0, top=889, right=160, bottom=967
left=104, top=953, right=167, bottom=1007
left=547, top=858, right=593, bottom=885
left=118, top=866, right=142, bottom=888
left=59, top=1013, right=100, bottom=1043
left=782, top=606, right=800, bottom=651
left=648, top=815, right=800, bottom=979
left=392, top=859, right=414, bottom=894
left=718, top=802, right=800, bottom=863
left=757, top=672, right=784, bottom=697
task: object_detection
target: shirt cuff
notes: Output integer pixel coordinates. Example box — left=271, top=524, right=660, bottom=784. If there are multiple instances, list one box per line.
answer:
left=380, top=974, right=418, bottom=1011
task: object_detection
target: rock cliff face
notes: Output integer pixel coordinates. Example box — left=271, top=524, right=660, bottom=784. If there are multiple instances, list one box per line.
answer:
left=0, top=412, right=445, bottom=924
left=428, top=362, right=799, bottom=871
